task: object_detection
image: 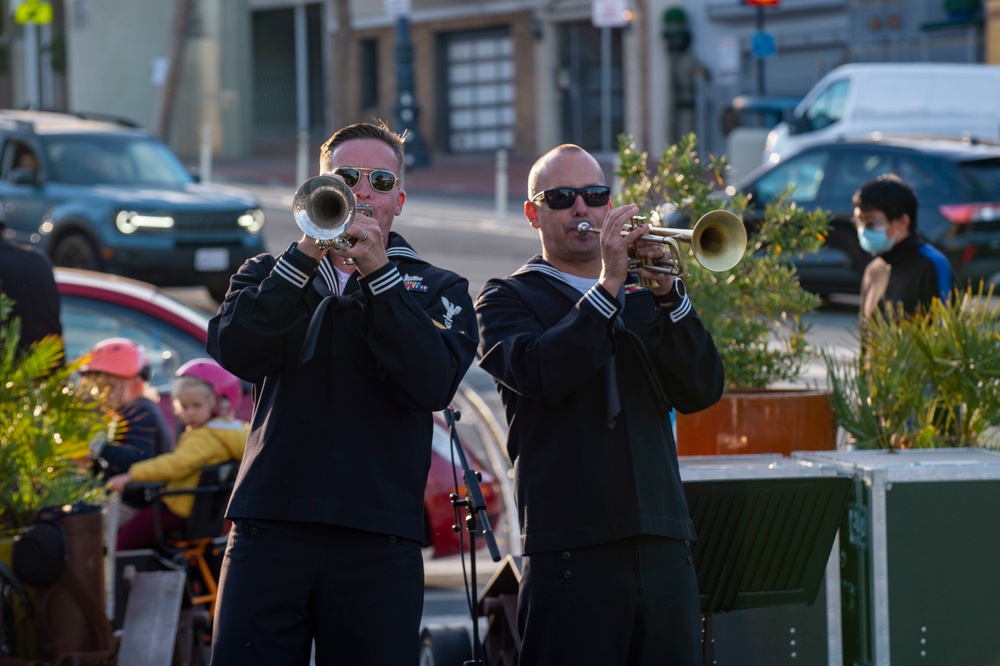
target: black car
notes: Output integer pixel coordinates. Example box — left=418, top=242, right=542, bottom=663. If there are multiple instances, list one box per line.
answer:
left=729, top=136, right=1000, bottom=296
left=0, top=110, right=265, bottom=302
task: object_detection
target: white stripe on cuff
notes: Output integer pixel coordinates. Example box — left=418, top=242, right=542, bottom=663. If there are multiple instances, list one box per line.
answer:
left=274, top=257, right=310, bottom=288
left=669, top=294, right=692, bottom=323
left=368, top=267, right=402, bottom=295
left=585, top=287, right=617, bottom=319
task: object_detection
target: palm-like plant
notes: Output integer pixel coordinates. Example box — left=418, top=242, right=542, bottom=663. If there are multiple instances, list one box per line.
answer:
left=0, top=294, right=108, bottom=536
left=824, top=286, right=1000, bottom=448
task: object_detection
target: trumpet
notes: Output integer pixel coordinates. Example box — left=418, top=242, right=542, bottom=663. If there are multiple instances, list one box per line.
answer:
left=577, top=209, right=747, bottom=280
left=292, top=175, right=372, bottom=259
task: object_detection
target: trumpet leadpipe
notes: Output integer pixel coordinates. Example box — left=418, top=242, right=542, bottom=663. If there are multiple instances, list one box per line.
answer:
left=578, top=223, right=684, bottom=247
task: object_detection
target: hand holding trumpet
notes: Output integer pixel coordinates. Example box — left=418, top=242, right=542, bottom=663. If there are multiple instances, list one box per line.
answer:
left=579, top=207, right=747, bottom=295
left=586, top=204, right=676, bottom=297
left=292, top=174, right=389, bottom=275
left=632, top=232, right=678, bottom=295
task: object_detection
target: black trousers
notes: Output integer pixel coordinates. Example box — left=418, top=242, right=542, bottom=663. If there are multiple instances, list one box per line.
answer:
left=517, top=535, right=701, bottom=666
left=210, top=518, right=424, bottom=666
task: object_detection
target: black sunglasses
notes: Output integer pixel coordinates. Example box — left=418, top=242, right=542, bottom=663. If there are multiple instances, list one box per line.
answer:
left=333, top=167, right=398, bottom=193
left=530, top=186, right=611, bottom=210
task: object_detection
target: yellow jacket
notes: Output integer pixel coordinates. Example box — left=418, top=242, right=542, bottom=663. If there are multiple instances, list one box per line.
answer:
left=127, top=417, right=249, bottom=519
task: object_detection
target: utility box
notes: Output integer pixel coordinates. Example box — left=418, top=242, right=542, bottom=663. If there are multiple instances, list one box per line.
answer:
left=793, top=448, right=1000, bottom=666
left=679, top=455, right=849, bottom=665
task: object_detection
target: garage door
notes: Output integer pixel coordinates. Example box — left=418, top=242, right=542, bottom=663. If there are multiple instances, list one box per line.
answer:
left=440, top=29, right=515, bottom=153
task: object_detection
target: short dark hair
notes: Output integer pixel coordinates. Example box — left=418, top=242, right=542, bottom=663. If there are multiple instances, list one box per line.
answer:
left=852, top=174, right=919, bottom=230
left=320, top=120, right=406, bottom=177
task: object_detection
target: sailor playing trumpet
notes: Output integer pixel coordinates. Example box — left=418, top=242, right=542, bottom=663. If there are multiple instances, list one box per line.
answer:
left=474, top=143, right=727, bottom=666
left=206, top=120, right=478, bottom=664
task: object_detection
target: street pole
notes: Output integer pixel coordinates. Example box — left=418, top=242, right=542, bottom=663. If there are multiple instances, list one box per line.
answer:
left=601, top=27, right=612, bottom=157
left=394, top=14, right=429, bottom=168
left=24, top=23, right=39, bottom=107
left=756, top=6, right=766, bottom=95
left=295, top=4, right=311, bottom=185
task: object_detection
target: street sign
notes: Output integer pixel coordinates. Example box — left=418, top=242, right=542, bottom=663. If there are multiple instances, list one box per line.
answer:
left=751, top=31, right=777, bottom=58
left=592, top=0, right=629, bottom=28
left=385, top=0, right=411, bottom=18
left=15, top=0, right=53, bottom=25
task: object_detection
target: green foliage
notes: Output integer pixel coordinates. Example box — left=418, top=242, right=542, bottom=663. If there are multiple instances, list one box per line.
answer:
left=825, top=286, right=1000, bottom=449
left=0, top=294, right=108, bottom=537
left=615, top=133, right=831, bottom=389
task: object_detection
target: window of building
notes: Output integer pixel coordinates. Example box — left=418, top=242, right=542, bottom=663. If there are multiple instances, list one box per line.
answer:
left=437, top=28, right=514, bottom=153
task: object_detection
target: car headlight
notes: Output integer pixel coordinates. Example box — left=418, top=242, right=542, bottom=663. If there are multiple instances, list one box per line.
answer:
left=238, top=208, right=265, bottom=234
left=116, top=211, right=174, bottom=234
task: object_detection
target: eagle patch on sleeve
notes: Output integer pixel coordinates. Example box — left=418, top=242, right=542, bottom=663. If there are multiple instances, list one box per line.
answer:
left=435, top=296, right=462, bottom=330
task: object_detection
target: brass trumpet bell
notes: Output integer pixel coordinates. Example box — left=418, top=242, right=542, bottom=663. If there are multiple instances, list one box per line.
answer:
left=685, top=209, right=747, bottom=273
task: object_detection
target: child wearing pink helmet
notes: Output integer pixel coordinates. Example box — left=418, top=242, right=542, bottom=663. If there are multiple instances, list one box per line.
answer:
left=108, top=358, right=249, bottom=550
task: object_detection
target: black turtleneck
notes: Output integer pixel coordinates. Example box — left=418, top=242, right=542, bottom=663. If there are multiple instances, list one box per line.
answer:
left=859, top=234, right=955, bottom=320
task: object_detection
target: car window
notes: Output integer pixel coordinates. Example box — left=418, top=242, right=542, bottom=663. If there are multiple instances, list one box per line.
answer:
left=752, top=150, right=831, bottom=203
left=894, top=155, right=940, bottom=195
left=60, top=295, right=207, bottom=393
left=43, top=135, right=192, bottom=186
left=0, top=140, right=38, bottom=179
left=956, top=159, right=1000, bottom=199
left=794, top=78, right=849, bottom=135
left=822, top=150, right=896, bottom=204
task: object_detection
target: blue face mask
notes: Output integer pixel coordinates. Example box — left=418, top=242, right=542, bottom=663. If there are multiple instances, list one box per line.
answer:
left=858, top=226, right=894, bottom=255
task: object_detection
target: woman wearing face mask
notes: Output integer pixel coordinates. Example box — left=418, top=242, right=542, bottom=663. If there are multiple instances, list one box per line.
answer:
left=853, top=174, right=955, bottom=322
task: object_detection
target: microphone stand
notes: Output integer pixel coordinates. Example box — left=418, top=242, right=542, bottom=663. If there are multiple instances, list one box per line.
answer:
left=444, top=406, right=501, bottom=666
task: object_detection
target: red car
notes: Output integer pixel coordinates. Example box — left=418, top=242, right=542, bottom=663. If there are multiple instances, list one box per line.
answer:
left=55, top=268, right=502, bottom=558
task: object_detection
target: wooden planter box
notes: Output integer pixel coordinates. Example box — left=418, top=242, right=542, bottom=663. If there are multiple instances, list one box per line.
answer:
left=676, top=389, right=837, bottom=457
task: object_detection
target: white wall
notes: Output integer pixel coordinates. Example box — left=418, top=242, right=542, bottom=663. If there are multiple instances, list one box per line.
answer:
left=64, top=0, right=173, bottom=133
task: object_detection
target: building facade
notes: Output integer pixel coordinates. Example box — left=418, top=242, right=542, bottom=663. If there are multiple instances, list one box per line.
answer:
left=4, top=0, right=993, bottom=165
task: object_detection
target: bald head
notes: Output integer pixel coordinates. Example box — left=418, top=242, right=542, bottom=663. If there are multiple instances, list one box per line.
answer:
left=527, top=144, right=603, bottom=200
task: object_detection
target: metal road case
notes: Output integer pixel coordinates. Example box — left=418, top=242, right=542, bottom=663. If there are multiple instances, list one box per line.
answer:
left=679, top=455, right=848, bottom=666
left=793, top=448, right=1000, bottom=666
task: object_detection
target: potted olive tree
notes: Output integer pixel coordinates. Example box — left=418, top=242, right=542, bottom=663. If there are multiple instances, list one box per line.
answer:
left=616, top=133, right=837, bottom=455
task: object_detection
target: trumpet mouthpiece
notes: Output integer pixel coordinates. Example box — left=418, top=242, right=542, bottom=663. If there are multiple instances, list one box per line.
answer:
left=577, top=222, right=599, bottom=235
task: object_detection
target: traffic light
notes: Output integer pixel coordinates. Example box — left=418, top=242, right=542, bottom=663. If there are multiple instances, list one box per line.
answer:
left=744, top=0, right=780, bottom=5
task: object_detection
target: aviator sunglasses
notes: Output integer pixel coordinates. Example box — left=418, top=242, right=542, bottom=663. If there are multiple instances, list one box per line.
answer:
left=531, top=185, right=611, bottom=210
left=333, top=167, right=398, bottom=193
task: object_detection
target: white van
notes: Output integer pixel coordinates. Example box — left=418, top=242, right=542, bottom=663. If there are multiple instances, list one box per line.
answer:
left=763, top=63, right=1000, bottom=164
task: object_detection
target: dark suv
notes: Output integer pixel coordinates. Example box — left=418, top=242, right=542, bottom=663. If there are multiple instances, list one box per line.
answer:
left=0, top=110, right=265, bottom=302
left=731, top=136, right=1000, bottom=296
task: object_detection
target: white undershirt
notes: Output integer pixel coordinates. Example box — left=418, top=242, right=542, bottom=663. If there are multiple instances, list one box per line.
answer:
left=333, top=264, right=351, bottom=295
left=561, top=272, right=599, bottom=294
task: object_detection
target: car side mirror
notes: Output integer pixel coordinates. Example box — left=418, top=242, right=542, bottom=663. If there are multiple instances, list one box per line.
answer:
left=10, top=167, right=38, bottom=186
